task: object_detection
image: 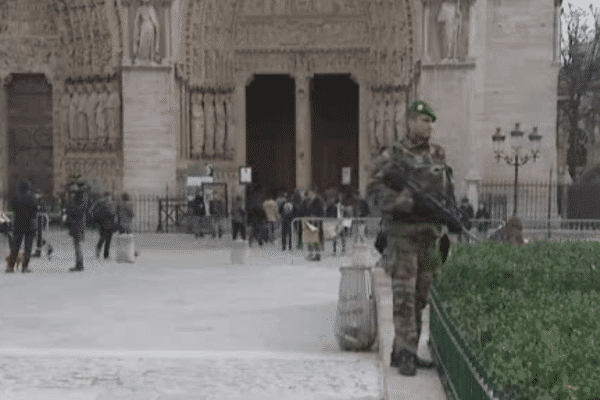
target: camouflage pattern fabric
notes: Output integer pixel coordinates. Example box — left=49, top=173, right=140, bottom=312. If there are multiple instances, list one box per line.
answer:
left=369, top=139, right=455, bottom=355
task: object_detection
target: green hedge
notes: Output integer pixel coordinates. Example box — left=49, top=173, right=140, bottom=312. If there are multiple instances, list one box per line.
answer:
left=433, top=240, right=600, bottom=400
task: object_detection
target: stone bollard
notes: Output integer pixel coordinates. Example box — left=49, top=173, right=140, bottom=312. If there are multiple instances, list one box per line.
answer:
left=334, top=243, right=378, bottom=351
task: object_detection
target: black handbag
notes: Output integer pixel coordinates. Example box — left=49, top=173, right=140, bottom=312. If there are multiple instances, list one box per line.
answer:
left=375, top=230, right=387, bottom=254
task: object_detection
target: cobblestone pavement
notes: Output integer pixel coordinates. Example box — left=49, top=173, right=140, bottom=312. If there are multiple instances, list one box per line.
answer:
left=0, top=230, right=383, bottom=399
left=0, top=353, right=381, bottom=400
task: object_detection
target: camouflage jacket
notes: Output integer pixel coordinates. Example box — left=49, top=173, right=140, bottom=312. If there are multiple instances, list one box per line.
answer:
left=368, top=139, right=457, bottom=225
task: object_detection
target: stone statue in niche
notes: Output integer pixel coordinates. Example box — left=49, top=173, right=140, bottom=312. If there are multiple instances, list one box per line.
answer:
left=204, top=92, right=215, bottom=158
left=374, top=96, right=384, bottom=151
left=78, top=84, right=90, bottom=141
left=383, top=96, right=393, bottom=147
left=86, top=83, right=99, bottom=141
left=225, top=93, right=236, bottom=157
left=437, top=0, right=460, bottom=60
left=69, top=85, right=80, bottom=144
left=60, top=86, right=72, bottom=143
left=106, top=81, right=121, bottom=141
left=191, top=92, right=205, bottom=157
left=95, top=83, right=108, bottom=140
left=133, top=0, right=160, bottom=62
left=215, top=94, right=226, bottom=157
left=368, top=100, right=377, bottom=154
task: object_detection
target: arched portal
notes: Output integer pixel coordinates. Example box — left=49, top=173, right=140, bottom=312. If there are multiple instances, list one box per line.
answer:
left=6, top=74, right=53, bottom=199
left=246, top=75, right=296, bottom=195
left=310, top=74, right=359, bottom=194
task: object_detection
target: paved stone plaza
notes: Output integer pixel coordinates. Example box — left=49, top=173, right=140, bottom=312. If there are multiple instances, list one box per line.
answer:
left=0, top=230, right=382, bottom=399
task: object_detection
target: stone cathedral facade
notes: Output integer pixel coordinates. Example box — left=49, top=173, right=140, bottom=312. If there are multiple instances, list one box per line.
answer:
left=0, top=0, right=562, bottom=213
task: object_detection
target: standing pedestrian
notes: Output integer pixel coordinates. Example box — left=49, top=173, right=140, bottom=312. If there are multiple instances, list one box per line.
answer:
left=5, top=181, right=38, bottom=273
left=263, top=193, right=279, bottom=244
left=248, top=186, right=265, bottom=247
left=231, top=195, right=247, bottom=241
left=94, top=191, right=116, bottom=260
left=354, top=190, right=371, bottom=243
left=65, top=184, right=88, bottom=272
left=305, top=191, right=324, bottom=261
left=31, top=190, right=48, bottom=259
left=279, top=194, right=295, bottom=251
left=209, top=196, right=225, bottom=239
left=293, top=190, right=304, bottom=250
left=116, top=192, right=134, bottom=234
left=191, top=192, right=206, bottom=238
left=369, top=100, right=458, bottom=376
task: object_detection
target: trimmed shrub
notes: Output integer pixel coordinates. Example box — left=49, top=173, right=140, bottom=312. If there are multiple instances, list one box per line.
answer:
left=434, top=240, right=600, bottom=400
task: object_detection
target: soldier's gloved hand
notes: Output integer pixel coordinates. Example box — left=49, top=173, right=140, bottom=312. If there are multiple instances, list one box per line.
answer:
left=391, top=188, right=415, bottom=213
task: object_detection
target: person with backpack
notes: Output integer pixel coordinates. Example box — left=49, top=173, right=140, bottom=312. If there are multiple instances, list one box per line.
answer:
left=94, top=192, right=116, bottom=260
left=279, top=193, right=295, bottom=251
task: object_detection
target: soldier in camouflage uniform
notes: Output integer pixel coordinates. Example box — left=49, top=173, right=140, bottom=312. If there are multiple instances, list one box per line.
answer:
left=369, top=100, right=457, bottom=376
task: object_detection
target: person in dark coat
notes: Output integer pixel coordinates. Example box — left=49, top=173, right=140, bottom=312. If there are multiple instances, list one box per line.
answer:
left=94, top=192, right=116, bottom=260
left=305, top=191, right=324, bottom=261
left=279, top=194, right=295, bottom=251
left=5, top=181, right=39, bottom=273
left=292, top=190, right=304, bottom=250
left=231, top=195, right=246, bottom=241
left=65, top=185, right=88, bottom=272
left=459, top=197, right=474, bottom=243
left=247, top=188, right=266, bottom=247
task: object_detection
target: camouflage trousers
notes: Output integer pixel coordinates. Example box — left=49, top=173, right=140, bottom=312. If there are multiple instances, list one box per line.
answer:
left=382, top=221, right=444, bottom=355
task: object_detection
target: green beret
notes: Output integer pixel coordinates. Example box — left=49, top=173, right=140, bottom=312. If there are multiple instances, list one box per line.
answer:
left=408, top=101, right=436, bottom=122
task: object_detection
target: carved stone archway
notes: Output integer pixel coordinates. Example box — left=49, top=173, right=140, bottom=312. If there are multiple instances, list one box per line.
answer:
left=178, top=0, right=418, bottom=194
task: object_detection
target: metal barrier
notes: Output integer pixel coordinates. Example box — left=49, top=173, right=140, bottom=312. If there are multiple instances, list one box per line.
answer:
left=430, top=285, right=501, bottom=400
left=290, top=217, right=383, bottom=251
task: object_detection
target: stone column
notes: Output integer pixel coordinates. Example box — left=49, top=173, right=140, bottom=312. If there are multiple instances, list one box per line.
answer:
left=235, top=75, right=251, bottom=170
left=468, top=1, right=478, bottom=59
left=122, top=65, right=177, bottom=194
left=553, top=0, right=561, bottom=65
left=120, top=2, right=131, bottom=65
left=357, top=77, right=370, bottom=197
left=295, top=74, right=311, bottom=191
left=0, top=75, right=8, bottom=198
left=423, top=2, right=431, bottom=63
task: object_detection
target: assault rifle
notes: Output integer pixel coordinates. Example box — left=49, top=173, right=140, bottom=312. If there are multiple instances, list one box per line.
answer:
left=381, top=162, right=470, bottom=235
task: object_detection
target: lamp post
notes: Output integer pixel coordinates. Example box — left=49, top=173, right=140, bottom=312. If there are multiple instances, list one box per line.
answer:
left=492, top=123, right=542, bottom=216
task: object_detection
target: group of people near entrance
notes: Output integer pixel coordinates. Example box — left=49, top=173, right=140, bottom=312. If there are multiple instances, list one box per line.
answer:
left=4, top=181, right=135, bottom=273
left=229, top=185, right=371, bottom=261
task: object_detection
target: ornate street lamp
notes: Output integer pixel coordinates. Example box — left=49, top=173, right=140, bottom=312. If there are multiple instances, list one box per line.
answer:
left=492, top=123, right=542, bottom=216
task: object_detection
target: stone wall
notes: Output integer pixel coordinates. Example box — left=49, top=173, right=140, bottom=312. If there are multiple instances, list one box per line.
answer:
left=122, top=67, right=177, bottom=194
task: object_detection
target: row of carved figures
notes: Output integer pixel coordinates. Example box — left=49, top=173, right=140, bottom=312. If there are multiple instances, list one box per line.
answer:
left=368, top=92, right=407, bottom=154
left=59, top=81, right=121, bottom=153
left=191, top=92, right=236, bottom=159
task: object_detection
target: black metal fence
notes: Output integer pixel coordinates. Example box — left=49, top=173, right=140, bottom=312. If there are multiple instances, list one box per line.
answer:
left=478, top=181, right=565, bottom=220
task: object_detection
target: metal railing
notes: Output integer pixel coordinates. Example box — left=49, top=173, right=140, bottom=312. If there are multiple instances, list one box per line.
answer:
left=429, top=285, right=502, bottom=400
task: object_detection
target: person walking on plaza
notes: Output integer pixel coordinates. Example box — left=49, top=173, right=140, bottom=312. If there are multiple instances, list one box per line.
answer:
left=231, top=195, right=247, bottom=241
left=248, top=186, right=266, bottom=247
left=293, top=190, right=304, bottom=250
left=209, top=196, right=225, bottom=239
left=65, top=184, right=88, bottom=272
left=263, top=193, right=279, bottom=244
left=304, top=191, right=324, bottom=261
left=5, top=181, right=38, bottom=273
left=353, top=190, right=371, bottom=243
left=94, top=191, right=116, bottom=260
left=116, top=192, right=134, bottom=234
left=279, top=194, right=295, bottom=251
left=369, top=100, right=458, bottom=376
left=191, top=192, right=206, bottom=238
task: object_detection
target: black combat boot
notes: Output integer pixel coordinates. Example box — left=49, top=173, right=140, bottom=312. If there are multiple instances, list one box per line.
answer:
left=21, top=254, right=32, bottom=273
left=69, top=262, right=84, bottom=272
left=390, top=349, right=417, bottom=376
left=5, top=249, right=18, bottom=273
